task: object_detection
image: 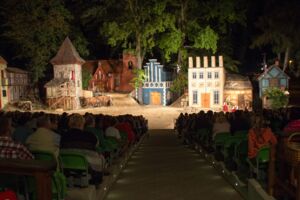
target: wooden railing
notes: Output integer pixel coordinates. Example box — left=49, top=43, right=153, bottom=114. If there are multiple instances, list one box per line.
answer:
left=0, top=159, right=56, bottom=200
left=268, top=144, right=300, bottom=200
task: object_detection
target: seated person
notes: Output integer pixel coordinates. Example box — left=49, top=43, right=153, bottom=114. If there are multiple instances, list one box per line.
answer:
left=60, top=114, right=104, bottom=185
left=283, top=108, right=300, bottom=135
left=230, top=110, right=251, bottom=135
left=0, top=116, right=34, bottom=160
left=248, top=114, right=277, bottom=161
left=212, top=112, right=230, bottom=140
left=12, top=112, right=33, bottom=144
left=105, top=118, right=121, bottom=142
left=26, top=114, right=61, bottom=157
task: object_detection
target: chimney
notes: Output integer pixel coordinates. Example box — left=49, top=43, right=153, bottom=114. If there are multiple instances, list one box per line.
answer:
left=196, top=57, right=201, bottom=68
left=211, top=56, right=216, bottom=67
left=218, top=56, right=223, bottom=67
left=189, top=57, right=193, bottom=68
left=203, top=56, right=208, bottom=68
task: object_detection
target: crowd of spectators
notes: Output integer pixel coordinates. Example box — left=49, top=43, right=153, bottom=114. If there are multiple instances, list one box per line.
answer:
left=0, top=111, right=148, bottom=190
left=175, top=107, right=300, bottom=197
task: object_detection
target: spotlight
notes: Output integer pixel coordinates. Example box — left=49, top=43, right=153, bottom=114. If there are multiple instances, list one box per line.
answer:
left=222, top=170, right=225, bottom=173
left=235, top=183, right=238, bottom=187
left=104, top=187, right=107, bottom=191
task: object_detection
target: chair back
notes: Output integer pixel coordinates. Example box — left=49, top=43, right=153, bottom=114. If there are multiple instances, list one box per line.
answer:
left=32, top=150, right=56, bottom=162
left=59, top=151, right=89, bottom=171
left=256, top=146, right=270, bottom=163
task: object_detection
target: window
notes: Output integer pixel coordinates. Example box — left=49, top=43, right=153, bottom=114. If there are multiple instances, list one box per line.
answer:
left=214, top=72, right=219, bottom=79
left=71, top=71, right=75, bottom=80
left=128, top=61, right=133, bottom=70
left=213, top=91, right=219, bottom=105
left=192, top=72, right=197, bottom=79
left=208, top=72, right=212, bottom=79
left=2, top=90, right=6, bottom=97
left=199, top=72, right=204, bottom=79
left=262, top=79, right=269, bottom=87
left=280, top=79, right=287, bottom=87
left=193, top=91, right=198, bottom=104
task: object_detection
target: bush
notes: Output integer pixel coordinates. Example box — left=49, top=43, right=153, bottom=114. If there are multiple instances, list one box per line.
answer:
left=263, top=87, right=289, bottom=109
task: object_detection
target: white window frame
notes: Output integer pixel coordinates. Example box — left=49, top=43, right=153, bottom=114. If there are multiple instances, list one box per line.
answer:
left=213, top=90, right=219, bottom=105
left=208, top=72, right=212, bottom=79
left=214, top=72, right=219, bottom=79
left=193, top=91, right=198, bottom=104
left=199, top=72, right=204, bottom=79
left=192, top=72, right=197, bottom=79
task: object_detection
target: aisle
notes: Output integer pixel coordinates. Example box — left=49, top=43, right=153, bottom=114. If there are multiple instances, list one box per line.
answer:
left=105, top=130, right=243, bottom=200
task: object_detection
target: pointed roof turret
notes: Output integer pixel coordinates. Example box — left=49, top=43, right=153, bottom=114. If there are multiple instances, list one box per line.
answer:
left=50, top=37, right=85, bottom=65
left=0, top=56, right=7, bottom=65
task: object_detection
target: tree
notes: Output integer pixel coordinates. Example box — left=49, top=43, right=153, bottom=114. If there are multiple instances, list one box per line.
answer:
left=130, top=68, right=147, bottom=89
left=1, top=0, right=72, bottom=82
left=82, top=68, right=92, bottom=90
left=252, top=0, right=300, bottom=71
left=264, top=87, right=289, bottom=109
left=157, top=0, right=246, bottom=68
left=86, top=0, right=173, bottom=69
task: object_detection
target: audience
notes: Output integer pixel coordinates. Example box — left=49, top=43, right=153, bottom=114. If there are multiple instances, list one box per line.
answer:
left=247, top=114, right=277, bottom=161
left=26, top=114, right=61, bottom=157
left=0, top=116, right=34, bottom=160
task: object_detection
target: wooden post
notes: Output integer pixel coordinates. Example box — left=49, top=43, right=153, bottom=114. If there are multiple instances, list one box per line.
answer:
left=268, top=145, right=276, bottom=195
left=297, top=163, right=300, bottom=200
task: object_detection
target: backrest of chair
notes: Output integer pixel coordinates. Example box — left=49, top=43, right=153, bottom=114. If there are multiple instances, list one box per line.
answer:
left=234, top=130, right=249, bottom=138
left=59, top=151, right=89, bottom=171
left=256, top=147, right=270, bottom=163
left=32, top=150, right=56, bottom=162
left=214, top=132, right=230, bottom=142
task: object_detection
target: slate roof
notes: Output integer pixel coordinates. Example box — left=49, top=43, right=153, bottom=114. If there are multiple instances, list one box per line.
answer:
left=44, top=78, right=70, bottom=87
left=0, top=56, right=7, bottom=65
left=224, top=73, right=252, bottom=90
left=6, top=67, right=29, bottom=74
left=50, top=37, right=85, bottom=65
left=257, top=65, right=289, bottom=80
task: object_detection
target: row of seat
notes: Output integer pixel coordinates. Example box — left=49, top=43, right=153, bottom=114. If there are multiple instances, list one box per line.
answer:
left=183, top=128, right=271, bottom=185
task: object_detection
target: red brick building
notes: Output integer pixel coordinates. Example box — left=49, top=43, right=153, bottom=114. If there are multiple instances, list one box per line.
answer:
left=83, top=52, right=137, bottom=93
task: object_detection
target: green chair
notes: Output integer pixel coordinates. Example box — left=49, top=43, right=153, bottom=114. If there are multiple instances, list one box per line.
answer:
left=31, top=150, right=66, bottom=200
left=233, top=139, right=248, bottom=168
left=247, top=146, right=270, bottom=180
left=213, top=132, right=230, bottom=150
left=59, top=150, right=90, bottom=188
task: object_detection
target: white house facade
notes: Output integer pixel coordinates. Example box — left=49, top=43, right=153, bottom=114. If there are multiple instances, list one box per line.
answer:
left=188, top=56, right=225, bottom=111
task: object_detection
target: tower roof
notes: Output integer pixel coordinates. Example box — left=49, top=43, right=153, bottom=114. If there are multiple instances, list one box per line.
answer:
left=50, top=37, right=85, bottom=65
left=0, top=56, right=7, bottom=65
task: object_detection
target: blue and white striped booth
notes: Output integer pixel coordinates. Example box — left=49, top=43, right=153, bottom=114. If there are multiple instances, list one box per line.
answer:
left=142, top=59, right=173, bottom=106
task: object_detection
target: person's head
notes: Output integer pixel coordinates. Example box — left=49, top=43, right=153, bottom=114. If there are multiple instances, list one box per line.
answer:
left=0, top=117, right=12, bottom=136
left=68, top=114, right=85, bottom=130
left=252, top=114, right=265, bottom=130
left=84, top=114, right=95, bottom=128
left=36, top=115, right=51, bottom=129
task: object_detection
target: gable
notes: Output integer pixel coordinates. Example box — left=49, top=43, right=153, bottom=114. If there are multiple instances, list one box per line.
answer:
left=258, top=65, right=289, bottom=80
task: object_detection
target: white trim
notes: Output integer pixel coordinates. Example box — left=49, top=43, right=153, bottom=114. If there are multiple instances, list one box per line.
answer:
left=151, top=62, right=154, bottom=82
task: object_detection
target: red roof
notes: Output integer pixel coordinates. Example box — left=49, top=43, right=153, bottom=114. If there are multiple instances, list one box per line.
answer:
left=0, top=56, right=7, bottom=65
left=98, top=59, right=122, bottom=74
left=82, top=60, right=99, bottom=74
left=50, top=37, right=85, bottom=65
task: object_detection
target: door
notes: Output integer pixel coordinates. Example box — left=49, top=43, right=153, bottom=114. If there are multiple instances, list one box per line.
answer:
left=150, top=91, right=161, bottom=105
left=201, top=93, right=210, bottom=108
left=238, top=94, right=245, bottom=109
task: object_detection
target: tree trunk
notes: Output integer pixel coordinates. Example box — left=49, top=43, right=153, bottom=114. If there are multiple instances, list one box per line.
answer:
left=283, top=47, right=290, bottom=72
left=177, top=0, right=188, bottom=67
left=136, top=33, right=143, bottom=69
